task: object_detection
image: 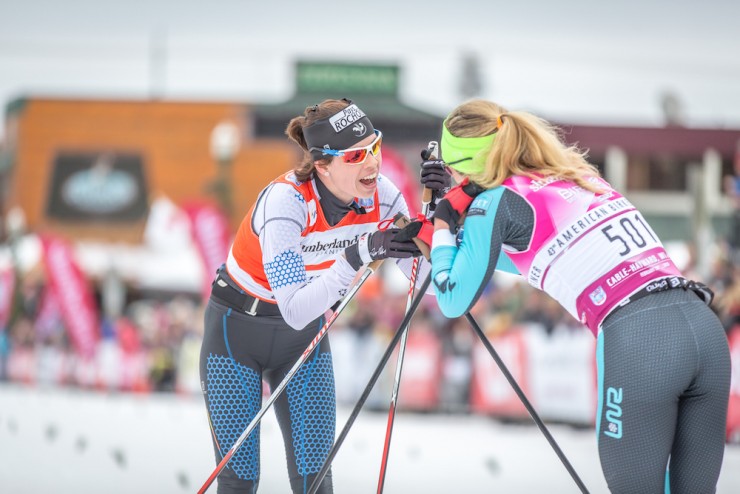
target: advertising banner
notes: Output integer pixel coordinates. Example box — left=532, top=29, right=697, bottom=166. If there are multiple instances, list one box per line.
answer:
left=39, top=234, right=100, bottom=359
left=380, top=146, right=421, bottom=217
left=182, top=201, right=232, bottom=300
left=470, top=329, right=529, bottom=418
left=45, top=151, right=148, bottom=222
left=0, top=266, right=15, bottom=330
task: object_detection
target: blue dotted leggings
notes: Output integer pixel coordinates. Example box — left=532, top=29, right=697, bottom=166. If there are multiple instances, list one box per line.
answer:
left=200, top=298, right=336, bottom=494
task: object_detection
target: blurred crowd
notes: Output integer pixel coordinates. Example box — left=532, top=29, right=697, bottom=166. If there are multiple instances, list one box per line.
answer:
left=1, top=236, right=740, bottom=414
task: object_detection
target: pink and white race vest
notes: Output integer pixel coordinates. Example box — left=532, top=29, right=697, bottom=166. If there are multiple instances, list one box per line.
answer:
left=501, top=175, right=682, bottom=335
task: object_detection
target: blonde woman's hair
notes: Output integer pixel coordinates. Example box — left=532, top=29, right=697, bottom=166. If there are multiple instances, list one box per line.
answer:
left=285, top=99, right=351, bottom=182
left=445, top=99, right=603, bottom=193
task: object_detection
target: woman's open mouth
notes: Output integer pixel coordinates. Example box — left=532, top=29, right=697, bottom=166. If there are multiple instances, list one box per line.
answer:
left=359, top=172, right=378, bottom=187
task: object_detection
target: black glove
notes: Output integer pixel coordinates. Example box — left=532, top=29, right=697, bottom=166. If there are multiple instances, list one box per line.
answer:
left=419, top=149, right=451, bottom=207
left=433, top=179, right=486, bottom=232
left=344, top=228, right=422, bottom=270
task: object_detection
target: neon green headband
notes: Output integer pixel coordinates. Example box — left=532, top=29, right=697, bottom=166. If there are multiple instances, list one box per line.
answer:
left=440, top=120, right=496, bottom=175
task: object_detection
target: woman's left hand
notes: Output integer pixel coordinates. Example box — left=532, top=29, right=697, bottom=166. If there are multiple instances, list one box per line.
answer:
left=433, top=178, right=484, bottom=231
left=396, top=216, right=434, bottom=249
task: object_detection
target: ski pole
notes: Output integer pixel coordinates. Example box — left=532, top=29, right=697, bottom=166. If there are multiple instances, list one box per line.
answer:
left=464, top=313, right=590, bottom=494
left=376, top=140, right=438, bottom=493
left=308, top=273, right=433, bottom=494
left=197, top=259, right=383, bottom=494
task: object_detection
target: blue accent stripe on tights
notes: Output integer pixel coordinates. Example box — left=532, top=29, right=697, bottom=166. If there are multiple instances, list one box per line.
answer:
left=665, top=468, right=670, bottom=493
left=222, top=308, right=260, bottom=451
left=222, top=308, right=233, bottom=357
left=595, top=332, right=605, bottom=446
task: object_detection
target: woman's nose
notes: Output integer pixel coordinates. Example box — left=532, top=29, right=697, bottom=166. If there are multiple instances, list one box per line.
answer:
left=368, top=151, right=381, bottom=167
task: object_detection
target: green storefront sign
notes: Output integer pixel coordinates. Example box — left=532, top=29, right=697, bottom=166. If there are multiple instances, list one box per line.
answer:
left=296, top=62, right=399, bottom=96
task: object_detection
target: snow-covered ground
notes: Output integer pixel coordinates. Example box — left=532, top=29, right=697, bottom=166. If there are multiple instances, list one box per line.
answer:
left=0, top=384, right=738, bottom=494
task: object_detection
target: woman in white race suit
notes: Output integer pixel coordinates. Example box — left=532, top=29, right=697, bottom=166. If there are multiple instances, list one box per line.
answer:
left=199, top=98, right=439, bottom=493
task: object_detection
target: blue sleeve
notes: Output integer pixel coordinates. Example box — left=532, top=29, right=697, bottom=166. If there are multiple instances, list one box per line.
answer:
left=431, top=187, right=509, bottom=318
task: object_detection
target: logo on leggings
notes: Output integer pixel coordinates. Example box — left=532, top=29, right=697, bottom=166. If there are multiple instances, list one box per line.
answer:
left=604, top=387, right=623, bottom=439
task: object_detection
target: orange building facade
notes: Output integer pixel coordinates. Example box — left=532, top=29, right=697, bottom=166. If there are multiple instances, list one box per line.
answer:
left=3, top=97, right=297, bottom=243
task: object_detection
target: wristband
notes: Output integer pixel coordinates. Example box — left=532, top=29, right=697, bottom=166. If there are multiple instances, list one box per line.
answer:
left=357, top=232, right=373, bottom=264
left=344, top=243, right=363, bottom=271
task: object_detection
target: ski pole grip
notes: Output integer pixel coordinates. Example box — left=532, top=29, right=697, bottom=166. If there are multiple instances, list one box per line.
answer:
left=367, top=259, right=383, bottom=272
left=393, top=213, right=431, bottom=261
left=422, top=187, right=433, bottom=205
left=421, top=140, right=439, bottom=207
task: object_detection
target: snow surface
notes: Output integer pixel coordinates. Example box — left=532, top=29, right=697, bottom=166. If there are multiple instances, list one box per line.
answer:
left=0, top=384, right=738, bottom=494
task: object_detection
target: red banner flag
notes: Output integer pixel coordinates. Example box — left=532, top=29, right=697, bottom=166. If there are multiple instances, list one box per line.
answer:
left=182, top=201, right=232, bottom=301
left=0, top=265, right=15, bottom=330
left=381, top=146, right=421, bottom=217
left=39, top=234, right=100, bottom=359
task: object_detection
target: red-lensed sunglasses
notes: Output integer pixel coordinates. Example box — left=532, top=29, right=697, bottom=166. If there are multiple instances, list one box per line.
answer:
left=311, top=130, right=383, bottom=165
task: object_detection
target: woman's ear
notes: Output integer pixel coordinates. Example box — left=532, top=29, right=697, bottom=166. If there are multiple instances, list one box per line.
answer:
left=315, top=163, right=330, bottom=177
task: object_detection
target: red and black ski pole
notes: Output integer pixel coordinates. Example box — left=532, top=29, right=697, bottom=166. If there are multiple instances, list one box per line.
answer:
left=376, top=140, right=439, bottom=493
left=307, top=273, right=433, bottom=494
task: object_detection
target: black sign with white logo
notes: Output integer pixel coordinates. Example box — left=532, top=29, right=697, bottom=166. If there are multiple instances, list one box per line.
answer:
left=46, top=151, right=149, bottom=222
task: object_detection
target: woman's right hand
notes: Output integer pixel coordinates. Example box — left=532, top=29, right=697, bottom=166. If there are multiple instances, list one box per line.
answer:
left=344, top=228, right=422, bottom=270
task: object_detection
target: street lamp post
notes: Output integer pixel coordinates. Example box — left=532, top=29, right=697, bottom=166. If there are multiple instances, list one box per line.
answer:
left=4, top=207, right=26, bottom=330
left=209, top=121, right=241, bottom=218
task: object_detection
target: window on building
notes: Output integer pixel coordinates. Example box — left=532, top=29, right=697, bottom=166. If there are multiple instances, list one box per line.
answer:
left=627, top=153, right=692, bottom=191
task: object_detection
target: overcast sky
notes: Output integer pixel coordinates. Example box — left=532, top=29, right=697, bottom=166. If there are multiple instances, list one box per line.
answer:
left=1, top=0, right=739, bottom=138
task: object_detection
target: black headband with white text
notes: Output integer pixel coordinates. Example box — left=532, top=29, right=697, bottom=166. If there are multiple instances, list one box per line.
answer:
left=304, top=103, right=375, bottom=160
